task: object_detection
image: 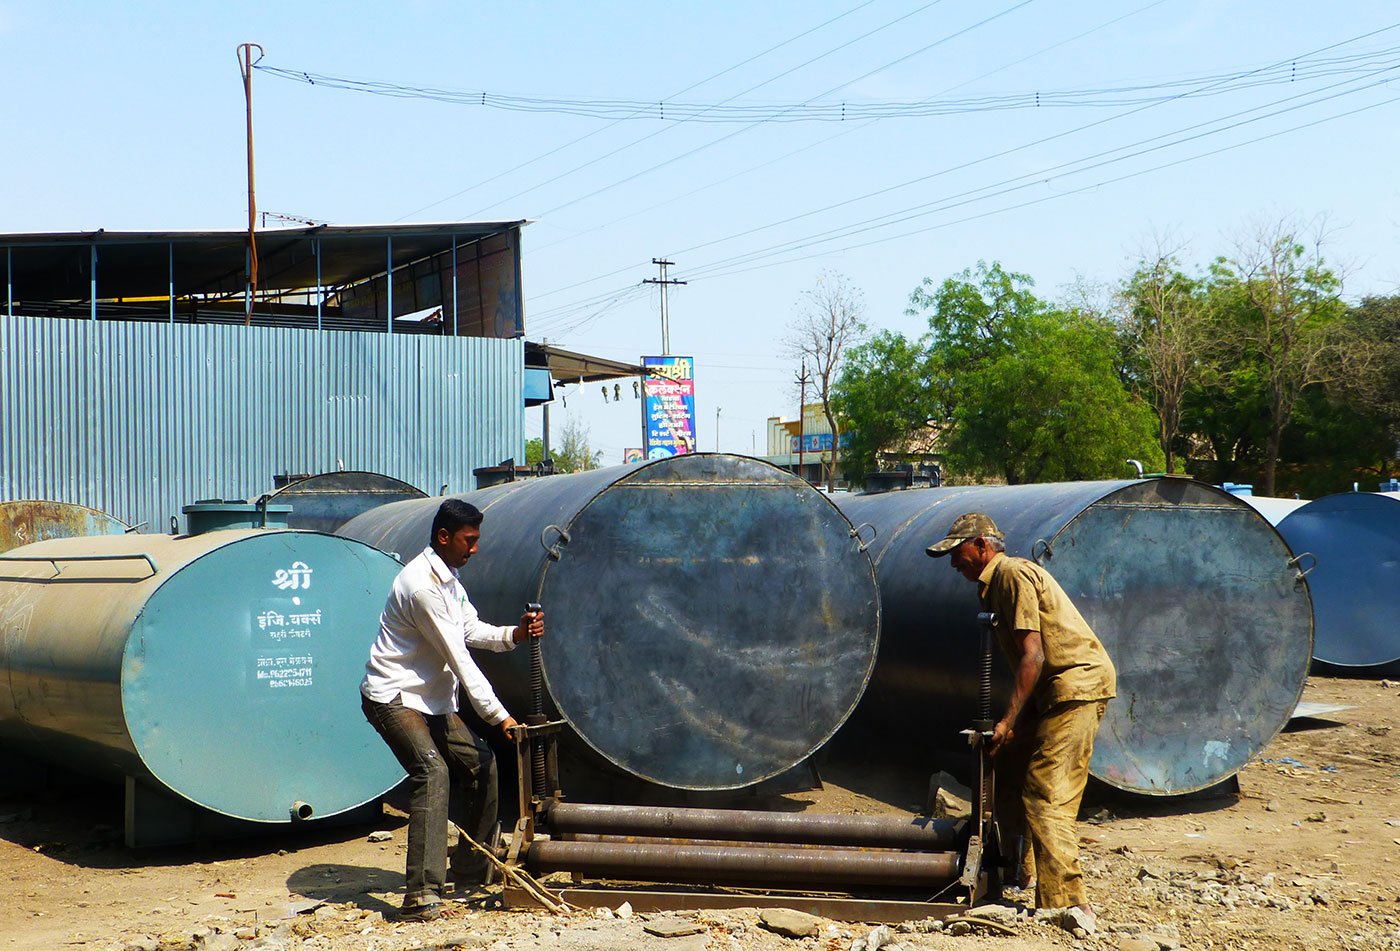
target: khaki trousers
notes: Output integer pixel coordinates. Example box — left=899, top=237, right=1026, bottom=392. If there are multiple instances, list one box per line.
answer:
left=995, top=698, right=1107, bottom=909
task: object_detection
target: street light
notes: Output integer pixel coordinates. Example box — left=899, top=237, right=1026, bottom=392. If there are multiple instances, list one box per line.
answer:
left=715, top=407, right=722, bottom=452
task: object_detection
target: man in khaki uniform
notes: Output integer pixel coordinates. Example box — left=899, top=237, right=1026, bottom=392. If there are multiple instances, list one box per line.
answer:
left=927, top=512, right=1115, bottom=916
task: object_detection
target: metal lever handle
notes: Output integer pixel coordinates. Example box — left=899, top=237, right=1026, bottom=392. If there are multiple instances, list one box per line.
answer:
left=1287, top=551, right=1317, bottom=589
left=540, top=524, right=571, bottom=560
left=850, top=522, right=876, bottom=552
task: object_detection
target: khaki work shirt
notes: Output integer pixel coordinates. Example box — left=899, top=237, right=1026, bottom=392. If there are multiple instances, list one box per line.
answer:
left=977, top=552, right=1116, bottom=710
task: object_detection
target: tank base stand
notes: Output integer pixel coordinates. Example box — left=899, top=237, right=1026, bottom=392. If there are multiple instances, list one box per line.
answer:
left=123, top=777, right=383, bottom=848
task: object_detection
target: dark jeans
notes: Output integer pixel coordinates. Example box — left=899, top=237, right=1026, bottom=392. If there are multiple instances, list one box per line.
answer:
left=361, top=693, right=498, bottom=904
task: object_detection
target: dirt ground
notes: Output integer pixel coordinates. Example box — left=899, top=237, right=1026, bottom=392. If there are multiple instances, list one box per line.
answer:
left=1, top=675, right=1397, bottom=951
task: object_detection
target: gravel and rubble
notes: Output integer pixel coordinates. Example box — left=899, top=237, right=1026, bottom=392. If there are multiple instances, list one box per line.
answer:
left=3, top=676, right=1398, bottom=951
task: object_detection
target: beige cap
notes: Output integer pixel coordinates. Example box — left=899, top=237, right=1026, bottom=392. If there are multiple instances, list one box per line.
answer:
left=926, top=512, right=1004, bottom=557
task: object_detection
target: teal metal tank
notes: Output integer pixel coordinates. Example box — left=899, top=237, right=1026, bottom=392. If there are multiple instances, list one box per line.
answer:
left=0, top=525, right=405, bottom=841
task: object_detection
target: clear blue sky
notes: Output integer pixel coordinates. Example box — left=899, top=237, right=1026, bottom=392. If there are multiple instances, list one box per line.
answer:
left=6, top=1, right=1399, bottom=464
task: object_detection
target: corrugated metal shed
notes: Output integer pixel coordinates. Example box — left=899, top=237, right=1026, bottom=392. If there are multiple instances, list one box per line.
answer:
left=0, top=315, right=523, bottom=530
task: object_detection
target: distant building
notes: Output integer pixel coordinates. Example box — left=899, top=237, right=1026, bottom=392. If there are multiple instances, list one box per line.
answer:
left=764, top=404, right=849, bottom=486
left=0, top=223, right=638, bottom=529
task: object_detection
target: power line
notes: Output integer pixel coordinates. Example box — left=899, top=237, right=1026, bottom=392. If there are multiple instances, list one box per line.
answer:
left=524, top=0, right=1172, bottom=276
left=679, top=64, right=1400, bottom=280
left=671, top=23, right=1400, bottom=269
left=523, top=23, right=1400, bottom=322
left=258, top=44, right=1399, bottom=121
left=525, top=0, right=1037, bottom=221
left=526, top=52, right=1399, bottom=329
left=693, top=91, right=1400, bottom=283
left=459, top=0, right=956, bottom=220
left=381, top=0, right=882, bottom=221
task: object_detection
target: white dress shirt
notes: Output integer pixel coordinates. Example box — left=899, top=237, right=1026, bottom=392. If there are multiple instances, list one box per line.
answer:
left=360, top=546, right=517, bottom=723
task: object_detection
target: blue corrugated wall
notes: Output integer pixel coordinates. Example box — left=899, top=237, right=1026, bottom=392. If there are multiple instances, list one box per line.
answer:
left=0, top=316, right=525, bottom=529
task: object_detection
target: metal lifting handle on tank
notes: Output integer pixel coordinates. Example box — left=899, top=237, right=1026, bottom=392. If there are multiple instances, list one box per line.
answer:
left=0, top=552, right=159, bottom=579
left=1031, top=538, right=1053, bottom=564
left=539, top=524, right=571, bottom=561
left=1287, top=551, right=1318, bottom=589
left=850, top=522, right=876, bottom=552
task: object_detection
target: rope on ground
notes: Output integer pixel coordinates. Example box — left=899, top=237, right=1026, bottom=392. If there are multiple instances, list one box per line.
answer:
left=458, top=830, right=576, bottom=915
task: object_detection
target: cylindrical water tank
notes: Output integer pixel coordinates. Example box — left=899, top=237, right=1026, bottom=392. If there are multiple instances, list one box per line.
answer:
left=267, top=471, right=428, bottom=534
left=0, top=499, right=129, bottom=553
left=0, top=526, right=405, bottom=824
left=1238, top=495, right=1308, bottom=527
left=834, top=478, right=1314, bottom=796
left=339, top=453, right=881, bottom=792
left=1275, top=490, right=1400, bottom=669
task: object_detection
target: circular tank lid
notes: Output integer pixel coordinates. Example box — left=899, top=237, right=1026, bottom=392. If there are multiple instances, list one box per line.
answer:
left=537, top=455, right=882, bottom=790
left=1046, top=481, right=1313, bottom=794
left=1276, top=491, right=1400, bottom=668
left=0, top=499, right=128, bottom=553
left=121, top=531, right=405, bottom=822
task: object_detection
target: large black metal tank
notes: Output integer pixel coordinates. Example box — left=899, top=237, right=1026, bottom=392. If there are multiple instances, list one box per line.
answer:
left=267, top=471, right=428, bottom=534
left=833, top=478, right=1314, bottom=796
left=339, top=453, right=881, bottom=791
left=1275, top=490, right=1400, bottom=670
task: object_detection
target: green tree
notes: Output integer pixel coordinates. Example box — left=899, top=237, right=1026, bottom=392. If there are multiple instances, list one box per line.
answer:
left=911, top=262, right=1161, bottom=483
left=1207, top=223, right=1348, bottom=496
left=524, top=437, right=545, bottom=466
left=551, top=416, right=603, bottom=473
left=944, top=308, right=1162, bottom=483
left=831, top=329, right=935, bottom=478
left=1118, top=249, right=1212, bottom=473
left=783, top=271, right=866, bottom=491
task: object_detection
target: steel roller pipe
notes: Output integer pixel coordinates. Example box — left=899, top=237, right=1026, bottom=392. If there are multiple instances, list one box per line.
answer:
left=339, top=453, right=881, bottom=792
left=559, top=833, right=905, bottom=853
left=833, top=478, right=1314, bottom=796
left=522, top=840, right=961, bottom=889
left=545, top=801, right=961, bottom=850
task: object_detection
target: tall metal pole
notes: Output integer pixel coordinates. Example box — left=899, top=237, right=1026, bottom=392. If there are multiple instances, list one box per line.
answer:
left=715, top=407, right=721, bottom=452
left=643, top=258, right=686, bottom=356
left=237, top=43, right=263, bottom=327
left=796, top=359, right=810, bottom=481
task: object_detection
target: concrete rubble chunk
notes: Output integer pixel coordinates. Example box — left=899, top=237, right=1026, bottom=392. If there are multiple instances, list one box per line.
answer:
left=928, top=771, right=972, bottom=819
left=965, top=903, right=1021, bottom=926
left=1118, top=938, right=1158, bottom=951
left=864, top=924, right=893, bottom=950
left=367, top=831, right=393, bottom=842
left=758, top=908, right=821, bottom=938
left=1061, top=906, right=1097, bottom=935
left=644, top=918, right=707, bottom=938
left=614, top=901, right=634, bottom=919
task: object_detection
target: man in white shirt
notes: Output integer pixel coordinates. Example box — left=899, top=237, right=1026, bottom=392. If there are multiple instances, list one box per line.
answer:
left=360, top=499, right=544, bottom=921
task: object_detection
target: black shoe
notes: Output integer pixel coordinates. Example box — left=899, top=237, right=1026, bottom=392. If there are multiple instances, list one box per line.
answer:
left=399, top=899, right=443, bottom=922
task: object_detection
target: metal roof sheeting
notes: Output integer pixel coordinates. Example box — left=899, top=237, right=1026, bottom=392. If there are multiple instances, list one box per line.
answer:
left=0, top=315, right=524, bottom=530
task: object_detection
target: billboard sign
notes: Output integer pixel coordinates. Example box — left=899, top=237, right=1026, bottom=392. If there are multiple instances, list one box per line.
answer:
left=788, top=432, right=852, bottom=453
left=642, top=356, right=696, bottom=459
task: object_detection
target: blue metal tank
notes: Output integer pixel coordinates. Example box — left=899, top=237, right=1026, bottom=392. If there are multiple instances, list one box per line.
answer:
left=0, top=522, right=405, bottom=842
left=339, top=453, right=881, bottom=792
left=1275, top=490, right=1400, bottom=670
left=0, top=499, right=129, bottom=553
left=833, top=478, right=1314, bottom=795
